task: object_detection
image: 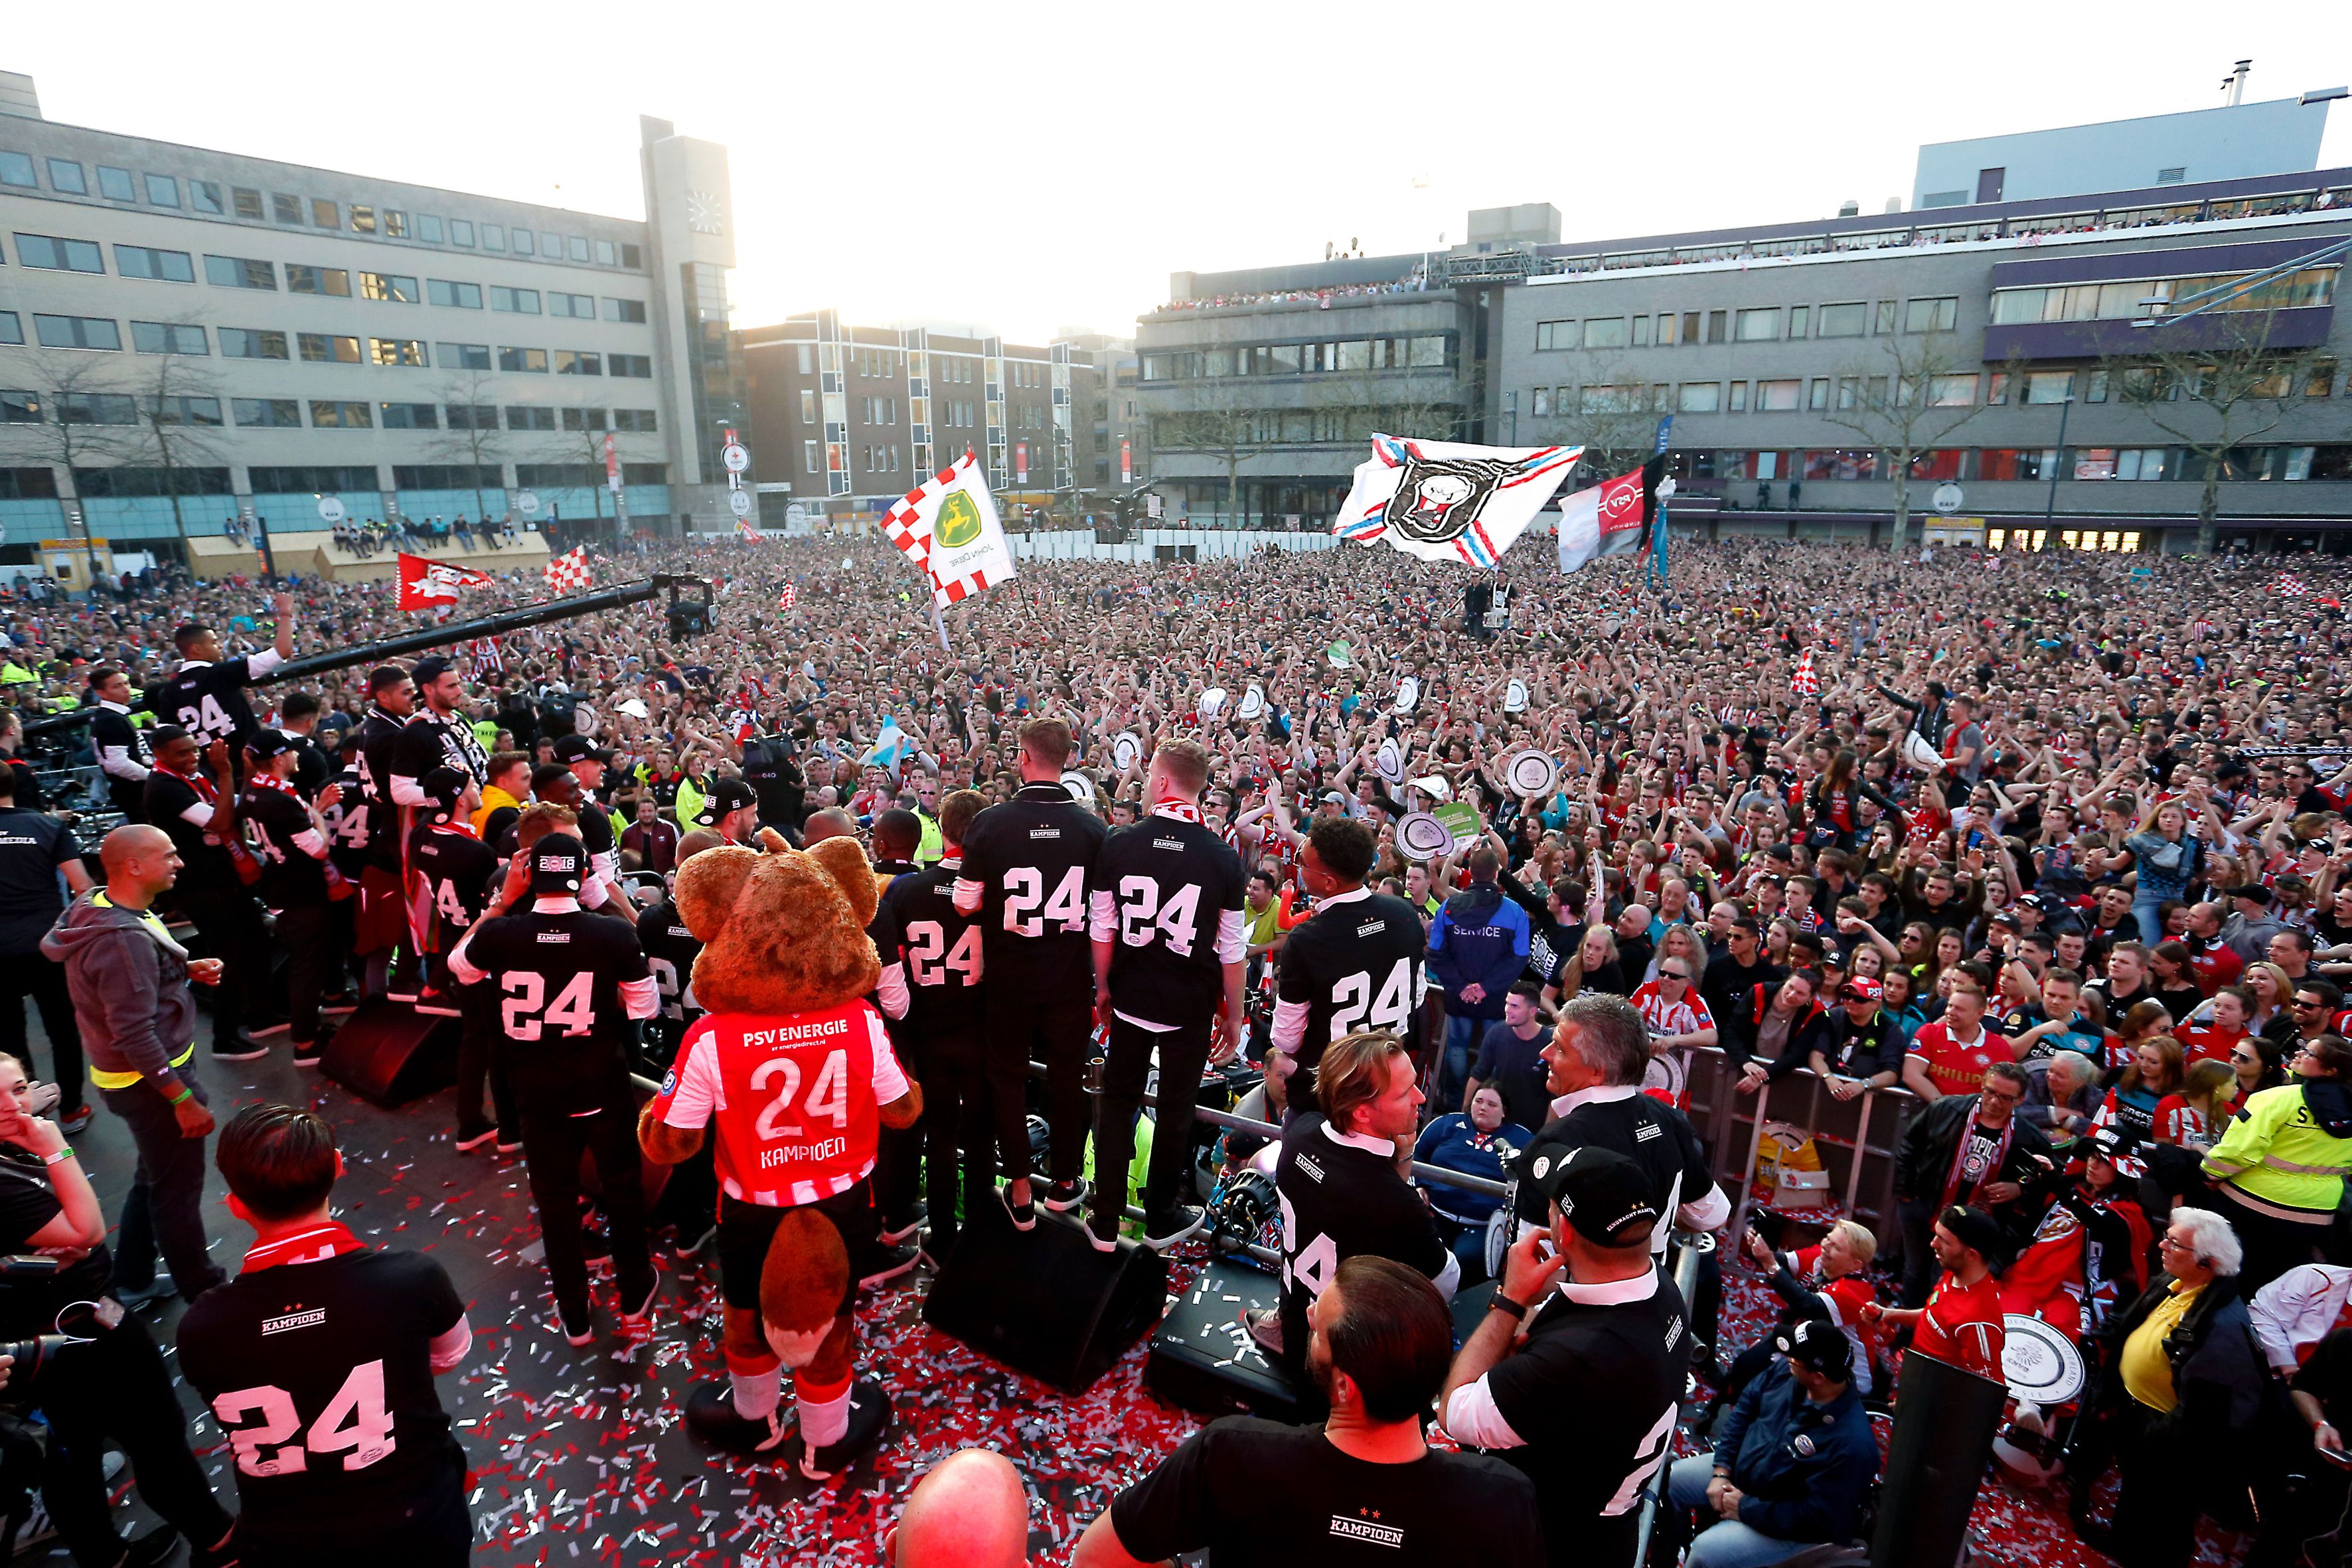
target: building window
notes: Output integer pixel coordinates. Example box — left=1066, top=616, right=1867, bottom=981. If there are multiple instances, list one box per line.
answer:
left=358, top=272, right=420, bottom=303
left=351, top=204, right=376, bottom=234
left=1678, top=382, right=1721, bottom=413
left=1706, top=311, right=1728, bottom=344
left=609, top=354, right=653, bottom=378
left=33, top=315, right=121, bottom=351
left=621, top=244, right=642, bottom=269
left=1755, top=378, right=1802, bottom=411
left=377, top=402, right=437, bottom=430
left=232, top=398, right=302, bottom=428
left=549, top=291, right=595, bottom=319
left=554, top=351, right=601, bottom=376
left=0, top=388, right=40, bottom=421
left=15, top=234, right=104, bottom=274
left=436, top=342, right=491, bottom=370
left=603, top=298, right=648, bottom=324
left=1904, top=296, right=1959, bottom=333
left=799, top=390, right=818, bottom=423
left=418, top=213, right=445, bottom=244
left=1585, top=318, right=1630, bottom=349
left=114, top=245, right=196, bottom=283
left=1535, top=320, right=1579, bottom=352
left=96, top=165, right=135, bottom=201
left=57, top=392, right=138, bottom=424
left=497, top=347, right=549, bottom=373
left=595, top=239, right=616, bottom=266
left=1530, top=387, right=1552, bottom=418
left=368, top=339, right=428, bottom=367
left=309, top=400, right=373, bottom=428
left=505, top=405, right=557, bottom=431
left=298, top=333, right=362, bottom=364
left=1801, top=449, right=1880, bottom=481
left=1632, top=315, right=1652, bottom=348
left=613, top=408, right=658, bottom=433
left=560, top=408, right=609, bottom=431
left=231, top=186, right=264, bottom=219
left=1735, top=308, right=1780, bottom=341
left=427, top=279, right=483, bottom=309
left=2023, top=370, right=2075, bottom=404
left=311, top=198, right=339, bottom=228
left=441, top=404, right=499, bottom=430
left=805, top=439, right=821, bottom=473
left=151, top=396, right=223, bottom=426
left=219, top=328, right=289, bottom=360
left=1873, top=300, right=1898, bottom=335
left=272, top=193, right=302, bottom=225
left=204, top=254, right=277, bottom=289
left=1727, top=381, right=1749, bottom=411
left=0, top=151, right=33, bottom=188
left=286, top=266, right=352, bottom=297
left=383, top=210, right=407, bottom=238
left=0, top=314, right=19, bottom=347
left=1788, top=305, right=1809, bottom=339
left=142, top=173, right=179, bottom=207
left=566, top=236, right=589, bottom=263
left=46, top=159, right=86, bottom=194
left=482, top=224, right=505, bottom=252
left=490, top=286, right=540, bottom=315
left=1808, top=378, right=1830, bottom=411
left=451, top=219, right=475, bottom=246
left=1816, top=302, right=1866, bottom=338
left=511, top=230, right=533, bottom=256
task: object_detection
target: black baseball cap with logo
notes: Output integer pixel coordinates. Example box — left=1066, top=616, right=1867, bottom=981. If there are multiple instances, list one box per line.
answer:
left=245, top=728, right=296, bottom=761
left=529, top=832, right=586, bottom=895
left=554, top=734, right=614, bottom=766
left=695, top=777, right=759, bottom=826
left=1520, top=1142, right=1661, bottom=1245
left=420, top=766, right=470, bottom=815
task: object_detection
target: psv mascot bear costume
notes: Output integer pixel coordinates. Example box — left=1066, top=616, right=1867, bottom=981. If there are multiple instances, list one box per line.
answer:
left=639, top=832, right=920, bottom=1479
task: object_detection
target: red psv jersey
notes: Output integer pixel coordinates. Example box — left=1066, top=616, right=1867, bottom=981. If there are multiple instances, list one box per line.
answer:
left=651, top=1000, right=910, bottom=1207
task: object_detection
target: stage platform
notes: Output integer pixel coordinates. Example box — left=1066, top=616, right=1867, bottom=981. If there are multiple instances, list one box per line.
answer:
left=185, top=530, right=551, bottom=584
left=46, top=1005, right=2167, bottom=1566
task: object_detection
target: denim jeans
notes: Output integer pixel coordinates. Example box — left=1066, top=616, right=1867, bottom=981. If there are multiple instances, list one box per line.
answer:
left=1441, top=1012, right=1482, bottom=1108
left=2133, top=892, right=2169, bottom=946
left=1668, top=1455, right=1814, bottom=1568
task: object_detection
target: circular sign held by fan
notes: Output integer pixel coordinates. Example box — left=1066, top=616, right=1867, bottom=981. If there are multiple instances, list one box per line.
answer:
left=1504, top=678, right=1530, bottom=714
left=1504, top=749, right=1560, bottom=799
left=1199, top=686, right=1229, bottom=719
left=1060, top=770, right=1095, bottom=803
left=1237, top=684, right=1265, bottom=720
left=1375, top=737, right=1405, bottom=785
left=1393, top=676, right=1420, bottom=714
left=1397, top=813, right=1455, bottom=862
left=571, top=704, right=599, bottom=740
left=1113, top=732, right=1143, bottom=774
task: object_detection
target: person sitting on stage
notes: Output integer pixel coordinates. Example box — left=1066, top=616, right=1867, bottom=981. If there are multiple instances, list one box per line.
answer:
left=1731, top=1219, right=1883, bottom=1399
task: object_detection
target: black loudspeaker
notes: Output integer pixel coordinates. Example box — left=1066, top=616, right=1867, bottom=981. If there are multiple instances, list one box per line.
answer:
left=921, top=1198, right=1169, bottom=1393
left=1869, top=1350, right=2010, bottom=1568
left=1144, top=1257, right=1310, bottom=1422
left=319, top=1000, right=459, bottom=1108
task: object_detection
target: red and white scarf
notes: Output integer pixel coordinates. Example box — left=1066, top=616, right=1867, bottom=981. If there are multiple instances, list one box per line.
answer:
left=242, top=1219, right=368, bottom=1271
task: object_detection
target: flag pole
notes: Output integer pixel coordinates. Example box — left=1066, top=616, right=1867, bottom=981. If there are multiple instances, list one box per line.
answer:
left=930, top=595, right=950, bottom=653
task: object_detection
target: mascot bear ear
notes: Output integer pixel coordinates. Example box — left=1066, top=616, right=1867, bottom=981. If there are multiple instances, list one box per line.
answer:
left=803, top=835, right=880, bottom=925
left=674, top=843, right=764, bottom=943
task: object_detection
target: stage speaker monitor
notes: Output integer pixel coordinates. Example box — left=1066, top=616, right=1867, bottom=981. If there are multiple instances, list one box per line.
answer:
left=922, top=1198, right=1169, bottom=1393
left=1145, top=1255, right=1310, bottom=1423
left=1869, top=1349, right=2010, bottom=1568
left=319, top=1000, right=460, bottom=1109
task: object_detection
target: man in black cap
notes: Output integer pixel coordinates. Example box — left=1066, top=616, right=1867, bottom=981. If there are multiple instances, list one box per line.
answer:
left=1664, top=1318, right=1879, bottom=1568
left=389, top=656, right=487, bottom=998
left=447, top=831, right=659, bottom=1344
left=1441, top=1142, right=1693, bottom=1568
left=239, top=729, right=344, bottom=1067
left=351, top=664, right=416, bottom=1000
left=695, top=777, right=763, bottom=847
left=552, top=735, right=624, bottom=905
left=406, top=767, right=511, bottom=1149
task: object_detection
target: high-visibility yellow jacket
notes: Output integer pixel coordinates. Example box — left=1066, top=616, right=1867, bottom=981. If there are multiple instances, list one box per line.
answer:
left=2205, top=1080, right=2352, bottom=1219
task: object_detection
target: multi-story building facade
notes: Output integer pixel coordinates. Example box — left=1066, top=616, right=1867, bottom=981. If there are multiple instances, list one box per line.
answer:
left=1138, top=169, right=2352, bottom=550
left=0, top=75, right=743, bottom=560
left=736, top=313, right=1127, bottom=526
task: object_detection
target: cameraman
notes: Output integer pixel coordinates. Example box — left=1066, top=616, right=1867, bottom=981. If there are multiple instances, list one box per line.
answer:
left=0, top=1057, right=235, bottom=1568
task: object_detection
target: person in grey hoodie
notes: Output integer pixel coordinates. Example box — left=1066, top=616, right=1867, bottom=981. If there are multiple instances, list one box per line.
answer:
left=40, top=824, right=226, bottom=1303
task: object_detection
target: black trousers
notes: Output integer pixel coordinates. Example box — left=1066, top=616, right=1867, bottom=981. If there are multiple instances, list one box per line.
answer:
left=0, top=951, right=83, bottom=1114
left=1898, top=1196, right=1939, bottom=1307
left=37, top=1314, right=236, bottom=1568
left=1093, top=1014, right=1211, bottom=1223
left=241, top=1474, right=469, bottom=1568
left=2108, top=1401, right=2215, bottom=1568
left=2215, top=1186, right=2343, bottom=1293
left=516, top=1081, right=654, bottom=1324
left=982, top=980, right=1091, bottom=1187
left=874, top=1024, right=927, bottom=1229
left=102, top=1065, right=225, bottom=1300
left=275, top=897, right=332, bottom=1048
left=452, top=979, right=516, bottom=1140
left=178, top=885, right=270, bottom=1043
left=923, top=1029, right=995, bottom=1252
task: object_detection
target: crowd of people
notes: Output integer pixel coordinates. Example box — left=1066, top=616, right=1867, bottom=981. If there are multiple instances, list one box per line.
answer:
left=0, top=524, right=2348, bottom=1566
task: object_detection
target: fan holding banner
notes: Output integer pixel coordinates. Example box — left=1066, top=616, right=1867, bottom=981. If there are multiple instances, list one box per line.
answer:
left=882, top=449, right=1018, bottom=609
left=1333, top=435, right=1583, bottom=567
left=395, top=551, right=492, bottom=613
left=1559, top=456, right=1670, bottom=574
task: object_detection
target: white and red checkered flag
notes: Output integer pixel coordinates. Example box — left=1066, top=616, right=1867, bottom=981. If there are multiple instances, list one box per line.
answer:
left=777, top=581, right=797, bottom=612
left=1791, top=649, right=1819, bottom=696
left=882, top=448, right=1018, bottom=608
left=544, top=546, right=592, bottom=594
left=394, top=551, right=491, bottom=613
left=2277, top=572, right=2310, bottom=597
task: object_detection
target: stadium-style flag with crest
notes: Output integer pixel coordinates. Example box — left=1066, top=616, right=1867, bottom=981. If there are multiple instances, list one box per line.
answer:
left=1333, top=435, right=1583, bottom=567
left=394, top=551, right=492, bottom=613
left=884, top=449, right=1018, bottom=607
left=544, top=546, right=593, bottom=594
left=1792, top=649, right=1820, bottom=696
left=1559, top=455, right=1670, bottom=575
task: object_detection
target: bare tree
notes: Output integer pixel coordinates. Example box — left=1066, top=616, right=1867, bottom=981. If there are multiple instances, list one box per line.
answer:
left=129, top=345, right=230, bottom=542
left=546, top=420, right=619, bottom=542
left=2098, top=309, right=2326, bottom=556
left=0, top=349, right=143, bottom=533
left=430, top=368, right=511, bottom=526
left=1818, top=331, right=1998, bottom=555
left=1538, top=354, right=1665, bottom=478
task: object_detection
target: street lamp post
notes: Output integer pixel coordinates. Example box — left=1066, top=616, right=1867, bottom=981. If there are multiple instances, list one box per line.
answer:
left=2041, top=391, right=2075, bottom=526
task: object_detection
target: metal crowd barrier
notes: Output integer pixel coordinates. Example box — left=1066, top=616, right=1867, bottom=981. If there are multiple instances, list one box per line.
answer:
left=1632, top=1229, right=1719, bottom=1568
left=1678, top=1046, right=1922, bottom=1243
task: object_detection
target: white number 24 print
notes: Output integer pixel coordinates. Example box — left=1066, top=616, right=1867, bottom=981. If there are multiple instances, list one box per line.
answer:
left=213, top=1360, right=397, bottom=1476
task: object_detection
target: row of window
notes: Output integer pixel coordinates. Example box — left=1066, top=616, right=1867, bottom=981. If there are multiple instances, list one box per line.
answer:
left=0, top=311, right=651, bottom=377
left=0, top=388, right=655, bottom=434
left=3, top=234, right=649, bottom=321
left=1139, top=336, right=1454, bottom=382
left=0, top=151, right=639, bottom=268
left=1668, top=444, right=2352, bottom=483
left=0, top=461, right=673, bottom=502
left=1988, top=267, right=2337, bottom=326
left=1525, top=358, right=2341, bottom=417
left=1534, top=297, right=1960, bottom=353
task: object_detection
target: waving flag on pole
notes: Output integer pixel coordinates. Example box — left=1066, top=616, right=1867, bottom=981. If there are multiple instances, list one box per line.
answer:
left=778, top=580, right=797, bottom=612
left=394, top=551, right=492, bottom=613
left=544, top=546, right=593, bottom=593
left=882, top=449, right=1018, bottom=608
left=1559, top=455, right=1670, bottom=575
left=2277, top=572, right=2310, bottom=597
left=1333, top=435, right=1583, bottom=567
left=1792, top=649, right=1820, bottom=696
left=737, top=518, right=765, bottom=542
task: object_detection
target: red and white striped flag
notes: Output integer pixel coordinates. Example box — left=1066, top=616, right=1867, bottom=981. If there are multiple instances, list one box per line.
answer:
left=468, top=637, right=503, bottom=677
left=882, top=449, right=1017, bottom=608
left=778, top=581, right=797, bottom=612
left=545, top=546, right=592, bottom=593
left=1791, top=650, right=1819, bottom=696
left=2277, top=572, right=2310, bottom=597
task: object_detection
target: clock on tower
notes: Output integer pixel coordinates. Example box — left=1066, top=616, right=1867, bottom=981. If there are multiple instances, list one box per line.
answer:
left=686, top=189, right=724, bottom=236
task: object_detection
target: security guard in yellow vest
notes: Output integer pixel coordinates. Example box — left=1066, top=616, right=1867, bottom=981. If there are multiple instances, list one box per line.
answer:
left=2203, top=1036, right=2352, bottom=1288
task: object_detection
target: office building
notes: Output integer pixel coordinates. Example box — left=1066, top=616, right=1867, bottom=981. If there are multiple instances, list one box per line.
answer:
left=0, top=71, right=744, bottom=566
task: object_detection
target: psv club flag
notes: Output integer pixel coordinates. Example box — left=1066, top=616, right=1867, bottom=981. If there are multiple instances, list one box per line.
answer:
left=394, top=551, right=492, bottom=613
left=544, top=546, right=593, bottom=593
left=1333, top=435, right=1583, bottom=567
left=883, top=449, right=1018, bottom=608
left=1559, top=455, right=1670, bottom=574
left=1792, top=650, right=1820, bottom=696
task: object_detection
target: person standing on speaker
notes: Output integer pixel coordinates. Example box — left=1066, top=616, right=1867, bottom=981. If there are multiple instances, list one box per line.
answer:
left=153, top=594, right=295, bottom=753
left=86, top=663, right=153, bottom=822
left=1245, top=1030, right=1456, bottom=1374
left=351, top=665, right=416, bottom=1001
left=447, top=832, right=659, bottom=1344
left=955, top=717, right=1107, bottom=1229
left=1075, top=1256, right=1544, bottom=1567
left=1267, top=817, right=1426, bottom=1103
left=1086, top=738, right=1247, bottom=1253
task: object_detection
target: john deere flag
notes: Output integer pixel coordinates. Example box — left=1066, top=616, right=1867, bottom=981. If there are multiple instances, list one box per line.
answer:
left=1333, top=435, right=1583, bottom=567
left=1559, top=455, right=1670, bottom=574
left=882, top=448, right=1017, bottom=607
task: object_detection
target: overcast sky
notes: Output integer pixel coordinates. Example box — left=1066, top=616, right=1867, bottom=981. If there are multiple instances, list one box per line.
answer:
left=12, top=2, right=2351, bottom=343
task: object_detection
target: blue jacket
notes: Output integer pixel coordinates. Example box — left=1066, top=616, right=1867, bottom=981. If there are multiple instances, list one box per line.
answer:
left=1427, top=882, right=1530, bottom=1022
left=1411, top=1113, right=1531, bottom=1225
left=1714, top=1359, right=1878, bottom=1543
